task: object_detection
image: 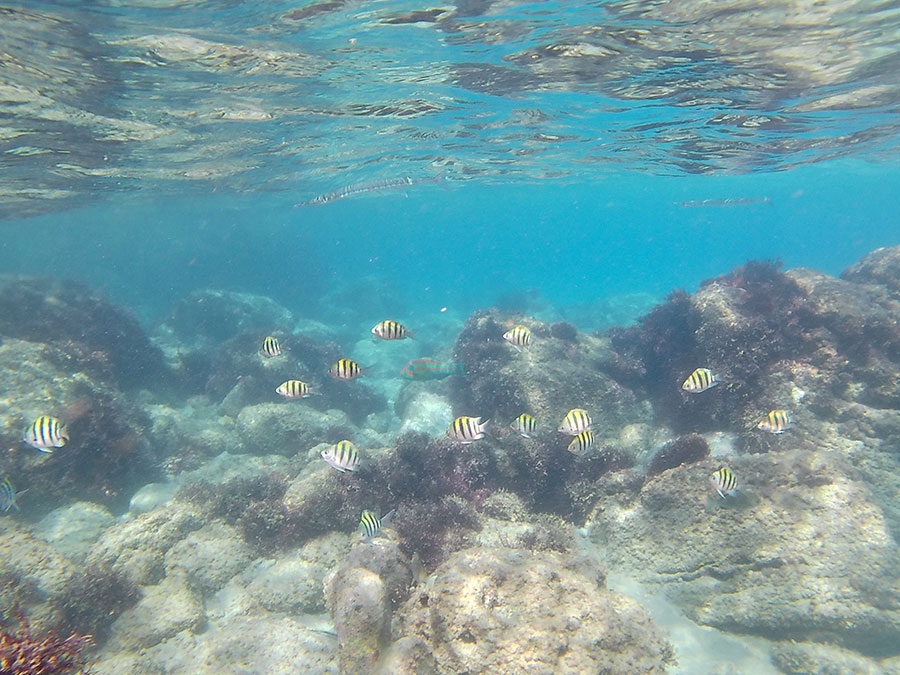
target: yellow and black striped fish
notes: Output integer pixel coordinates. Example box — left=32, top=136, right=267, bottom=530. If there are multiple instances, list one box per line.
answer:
left=360, top=508, right=395, bottom=540
left=321, top=440, right=360, bottom=472
left=328, top=359, right=367, bottom=380
left=567, top=429, right=594, bottom=454
left=510, top=413, right=537, bottom=438
left=275, top=380, right=316, bottom=399
left=260, top=336, right=282, bottom=358
left=682, top=367, right=718, bottom=393
left=372, top=320, right=414, bottom=341
left=447, top=416, right=488, bottom=444
left=23, top=416, right=69, bottom=453
left=558, top=408, right=592, bottom=435
left=503, top=324, right=532, bottom=349
left=711, top=467, right=738, bottom=499
left=757, top=409, right=792, bottom=434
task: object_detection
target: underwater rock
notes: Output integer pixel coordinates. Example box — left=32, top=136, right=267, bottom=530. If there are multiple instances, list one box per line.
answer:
left=451, top=310, right=648, bottom=439
left=646, top=433, right=710, bottom=476
left=395, top=388, right=454, bottom=436
left=326, top=566, right=392, bottom=675
left=163, top=521, right=254, bottom=595
left=106, top=571, right=205, bottom=651
left=376, top=636, right=439, bottom=675
left=56, top=563, right=140, bottom=641
left=88, top=652, right=165, bottom=675
left=236, top=402, right=355, bottom=457
left=205, top=330, right=387, bottom=424
left=33, top=501, right=115, bottom=563
left=344, top=537, right=414, bottom=610
left=841, top=244, right=900, bottom=300
left=242, top=555, right=327, bottom=614
left=85, top=501, right=205, bottom=586
left=146, top=400, right=247, bottom=473
left=0, top=338, right=160, bottom=513
left=587, top=450, right=900, bottom=657
left=164, top=288, right=295, bottom=344
left=770, top=640, right=887, bottom=675
left=140, top=614, right=338, bottom=674
left=0, top=277, right=169, bottom=390
left=393, top=546, right=674, bottom=673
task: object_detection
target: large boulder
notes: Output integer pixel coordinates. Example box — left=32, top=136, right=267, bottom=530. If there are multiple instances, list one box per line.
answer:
left=587, top=450, right=900, bottom=657
left=392, top=546, right=674, bottom=673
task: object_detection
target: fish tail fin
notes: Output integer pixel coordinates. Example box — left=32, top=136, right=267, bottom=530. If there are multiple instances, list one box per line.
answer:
left=455, top=362, right=466, bottom=377
left=361, top=365, right=375, bottom=376
left=381, top=509, right=396, bottom=527
left=405, top=329, right=416, bottom=340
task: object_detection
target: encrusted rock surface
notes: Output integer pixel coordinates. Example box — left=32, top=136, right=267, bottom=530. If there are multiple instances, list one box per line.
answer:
left=588, top=450, right=900, bottom=656
left=393, top=546, right=674, bottom=674
left=163, top=521, right=254, bottom=594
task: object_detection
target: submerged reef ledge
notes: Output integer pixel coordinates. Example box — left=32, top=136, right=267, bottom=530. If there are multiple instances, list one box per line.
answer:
left=2, top=246, right=900, bottom=672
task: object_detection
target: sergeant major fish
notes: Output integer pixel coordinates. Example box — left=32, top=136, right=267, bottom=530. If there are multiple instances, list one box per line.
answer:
left=511, top=413, right=537, bottom=438
left=276, top=380, right=317, bottom=399
left=322, top=440, right=360, bottom=472
left=328, top=359, right=368, bottom=380
left=360, top=508, right=395, bottom=540
left=24, top=416, right=69, bottom=453
left=711, top=467, right=738, bottom=499
left=372, top=320, right=414, bottom=341
left=503, top=324, right=532, bottom=349
left=558, top=408, right=592, bottom=435
left=0, top=477, right=24, bottom=513
left=447, top=416, right=488, bottom=444
left=400, top=358, right=464, bottom=381
left=757, top=409, right=792, bottom=434
left=682, top=368, right=718, bottom=393
left=260, top=336, right=282, bottom=358
left=567, top=429, right=594, bottom=454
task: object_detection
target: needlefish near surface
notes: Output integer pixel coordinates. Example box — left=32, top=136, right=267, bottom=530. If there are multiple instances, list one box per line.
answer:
left=294, top=174, right=444, bottom=207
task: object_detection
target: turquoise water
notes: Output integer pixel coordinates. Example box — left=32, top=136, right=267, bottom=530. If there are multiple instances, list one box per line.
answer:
left=3, top=2, right=900, bottom=673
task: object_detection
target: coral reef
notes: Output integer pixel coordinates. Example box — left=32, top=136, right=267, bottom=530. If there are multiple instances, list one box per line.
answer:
left=391, top=547, right=675, bottom=674
left=163, top=289, right=295, bottom=345
left=646, top=433, right=710, bottom=476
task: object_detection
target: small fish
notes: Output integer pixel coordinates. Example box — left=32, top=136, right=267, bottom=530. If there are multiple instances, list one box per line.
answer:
left=567, top=429, right=594, bottom=454
left=682, top=368, right=719, bottom=393
left=511, top=413, right=538, bottom=438
left=360, top=508, right=395, bottom=540
left=295, top=175, right=443, bottom=207
left=677, top=197, right=771, bottom=208
left=711, top=467, right=738, bottom=499
left=0, top=477, right=23, bottom=513
left=260, top=336, right=282, bottom=358
left=558, top=408, right=592, bottom=435
left=372, top=320, right=414, bottom=341
left=328, top=359, right=368, bottom=380
left=757, top=409, right=792, bottom=434
left=503, top=324, right=532, bottom=349
left=24, top=416, right=69, bottom=453
left=400, top=358, right=465, bottom=381
left=447, top=416, right=488, bottom=444
left=321, top=440, right=360, bottom=472
left=276, top=380, right=317, bottom=399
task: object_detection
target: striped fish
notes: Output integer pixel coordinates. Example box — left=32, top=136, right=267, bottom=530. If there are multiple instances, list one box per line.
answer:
left=558, top=408, right=592, bottom=435
left=24, top=416, right=69, bottom=453
left=682, top=367, right=718, bottom=393
left=276, top=380, right=317, bottom=399
left=260, top=336, right=282, bottom=358
left=503, top=324, right=532, bottom=349
left=0, top=477, right=22, bottom=513
left=400, top=358, right=464, bottom=381
left=757, top=409, right=792, bottom=434
left=567, top=429, right=594, bottom=454
left=511, top=413, right=537, bottom=438
left=360, top=508, right=395, bottom=540
left=321, top=440, right=360, bottom=472
left=328, top=359, right=368, bottom=380
left=372, top=320, right=414, bottom=341
left=447, top=416, right=488, bottom=444
left=711, top=467, right=738, bottom=499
